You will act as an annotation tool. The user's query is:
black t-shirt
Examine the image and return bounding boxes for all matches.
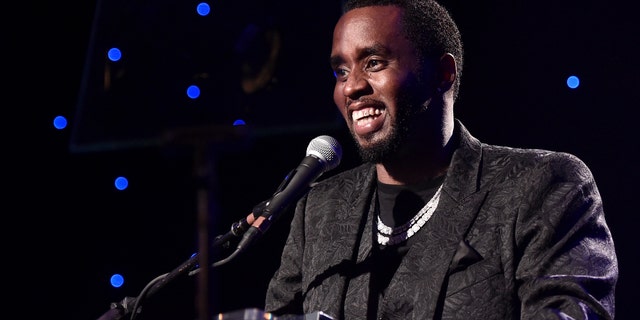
[370,175,445,311]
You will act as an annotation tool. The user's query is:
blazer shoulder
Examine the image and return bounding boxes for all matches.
[482,144,595,183]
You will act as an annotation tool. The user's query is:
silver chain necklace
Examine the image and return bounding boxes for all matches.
[376,184,443,246]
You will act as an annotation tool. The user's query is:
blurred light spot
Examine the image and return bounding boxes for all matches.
[107,48,122,62]
[233,119,246,126]
[191,252,199,268]
[187,85,200,99]
[196,3,211,16]
[115,176,129,190]
[566,75,580,89]
[110,274,124,288]
[53,115,68,130]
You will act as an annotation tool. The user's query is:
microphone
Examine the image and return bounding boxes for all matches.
[235,135,342,252]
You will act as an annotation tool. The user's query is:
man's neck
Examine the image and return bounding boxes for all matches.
[376,159,449,185]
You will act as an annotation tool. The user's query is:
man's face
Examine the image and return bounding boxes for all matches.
[330,5,433,162]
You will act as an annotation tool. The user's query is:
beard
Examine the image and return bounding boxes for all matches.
[353,98,422,163]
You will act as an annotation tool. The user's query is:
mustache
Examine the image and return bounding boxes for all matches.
[346,98,386,110]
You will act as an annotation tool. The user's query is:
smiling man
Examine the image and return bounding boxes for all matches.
[264,1,618,319]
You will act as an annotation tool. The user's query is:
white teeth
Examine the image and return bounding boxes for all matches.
[352,108,381,121]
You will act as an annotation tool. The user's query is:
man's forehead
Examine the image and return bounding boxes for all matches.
[334,6,406,47]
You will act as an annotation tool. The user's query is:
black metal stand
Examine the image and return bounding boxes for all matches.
[95,216,256,320]
[95,125,253,320]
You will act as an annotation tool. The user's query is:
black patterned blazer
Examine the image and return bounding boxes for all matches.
[264,120,618,320]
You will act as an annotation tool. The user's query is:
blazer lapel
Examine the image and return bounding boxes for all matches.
[382,119,488,318]
[314,164,378,318]
[389,189,488,318]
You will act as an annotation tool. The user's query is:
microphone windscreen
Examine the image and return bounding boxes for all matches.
[306,135,342,171]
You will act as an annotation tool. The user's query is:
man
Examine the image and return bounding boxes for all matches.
[264,0,618,319]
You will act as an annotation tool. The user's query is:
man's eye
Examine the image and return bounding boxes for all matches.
[333,68,348,80]
[366,60,383,70]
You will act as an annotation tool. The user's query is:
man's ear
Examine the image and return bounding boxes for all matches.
[437,53,456,93]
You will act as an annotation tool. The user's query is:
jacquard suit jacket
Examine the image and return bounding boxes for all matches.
[264,120,618,320]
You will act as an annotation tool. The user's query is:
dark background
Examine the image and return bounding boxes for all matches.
[11,0,637,319]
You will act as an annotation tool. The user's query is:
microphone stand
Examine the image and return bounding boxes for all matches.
[97,125,257,320]
[95,130,340,320]
[96,212,260,320]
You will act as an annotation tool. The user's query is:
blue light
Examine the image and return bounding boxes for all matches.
[53,115,67,130]
[233,119,246,126]
[187,85,201,99]
[191,252,199,268]
[107,48,122,62]
[566,75,580,89]
[110,274,124,288]
[196,3,211,16]
[114,176,129,190]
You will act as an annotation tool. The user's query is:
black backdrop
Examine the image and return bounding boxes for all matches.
[11,0,638,319]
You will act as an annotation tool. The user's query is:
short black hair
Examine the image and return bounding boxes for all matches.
[342,0,464,100]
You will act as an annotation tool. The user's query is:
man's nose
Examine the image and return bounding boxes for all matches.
[343,70,371,98]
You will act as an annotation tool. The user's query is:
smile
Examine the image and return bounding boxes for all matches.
[352,107,383,125]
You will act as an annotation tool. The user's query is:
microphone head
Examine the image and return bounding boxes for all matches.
[306,135,342,171]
